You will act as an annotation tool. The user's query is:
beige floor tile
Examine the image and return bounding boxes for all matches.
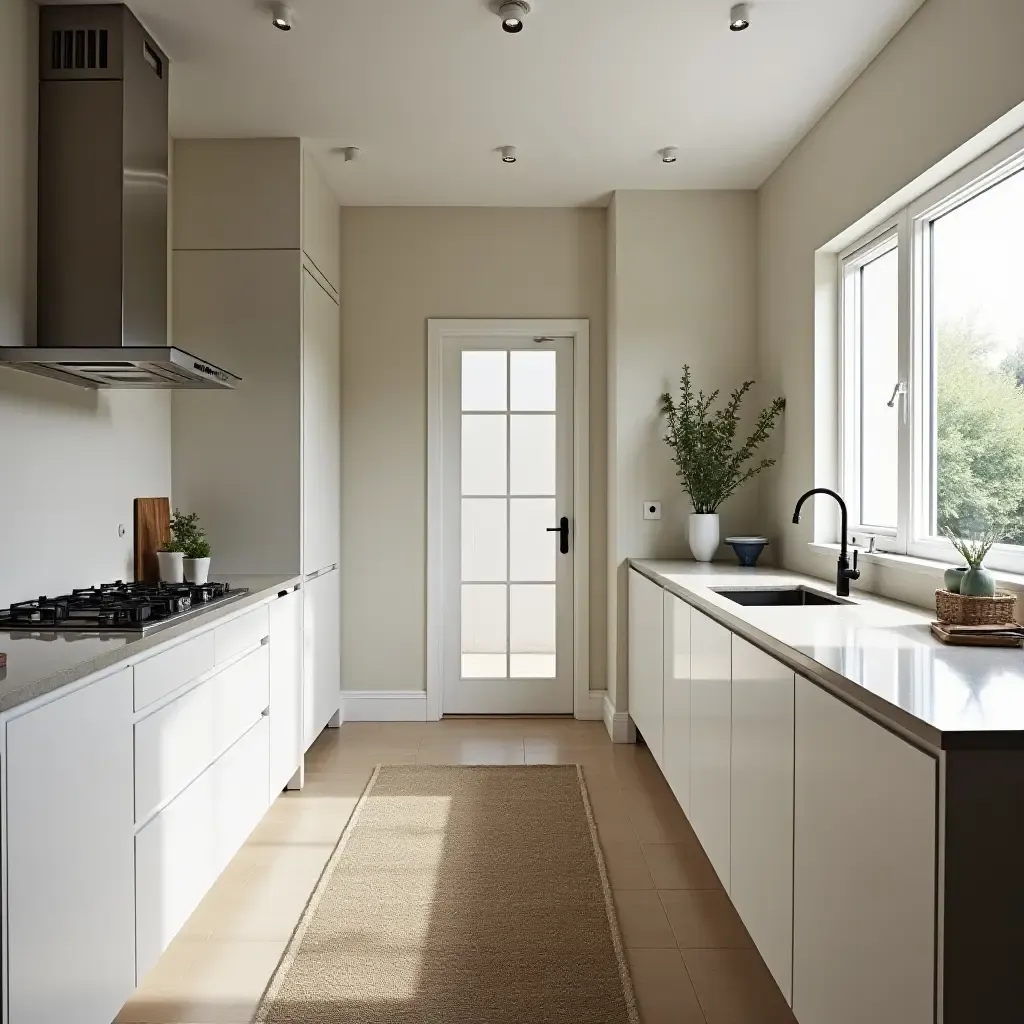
[627,948,707,1024]
[642,839,722,890]
[246,791,355,846]
[660,889,753,949]
[682,949,796,1024]
[621,785,695,842]
[601,839,656,890]
[417,738,526,764]
[587,786,639,844]
[613,889,678,949]
[117,939,203,1022]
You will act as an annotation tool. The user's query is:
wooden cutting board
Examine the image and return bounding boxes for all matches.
[931,623,1024,648]
[134,497,170,582]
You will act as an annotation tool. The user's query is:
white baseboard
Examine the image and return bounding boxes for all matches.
[576,688,607,721]
[340,690,428,722]
[603,693,635,743]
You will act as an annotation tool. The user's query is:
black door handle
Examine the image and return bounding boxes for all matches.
[546,516,570,555]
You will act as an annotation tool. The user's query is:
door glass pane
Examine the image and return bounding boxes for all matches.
[932,168,1024,544]
[509,498,556,582]
[461,584,506,678]
[462,499,506,582]
[510,351,556,411]
[510,414,556,495]
[462,415,506,495]
[462,351,507,411]
[858,248,899,529]
[510,584,556,678]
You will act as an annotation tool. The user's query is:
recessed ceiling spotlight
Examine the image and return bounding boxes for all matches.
[660,146,678,164]
[500,145,517,164]
[498,1,530,34]
[729,3,750,31]
[270,2,294,31]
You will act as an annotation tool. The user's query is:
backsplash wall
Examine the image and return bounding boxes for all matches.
[0,0,171,608]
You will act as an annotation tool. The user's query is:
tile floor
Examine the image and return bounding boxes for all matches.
[118,718,797,1024]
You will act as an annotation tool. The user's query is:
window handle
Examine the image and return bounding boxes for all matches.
[886,380,908,423]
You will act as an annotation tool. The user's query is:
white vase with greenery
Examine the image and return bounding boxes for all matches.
[661,366,786,563]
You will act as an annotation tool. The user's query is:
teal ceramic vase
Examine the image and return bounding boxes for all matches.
[943,567,968,593]
[961,566,996,597]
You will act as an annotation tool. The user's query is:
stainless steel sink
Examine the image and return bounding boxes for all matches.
[711,586,851,607]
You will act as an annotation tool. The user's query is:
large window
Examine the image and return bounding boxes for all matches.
[840,128,1024,572]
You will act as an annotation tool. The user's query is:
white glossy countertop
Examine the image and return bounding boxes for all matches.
[631,560,1024,752]
[0,574,301,714]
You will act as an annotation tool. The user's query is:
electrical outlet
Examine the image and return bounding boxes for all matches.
[643,501,662,520]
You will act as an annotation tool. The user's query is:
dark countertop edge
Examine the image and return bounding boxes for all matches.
[628,559,967,756]
[0,574,302,716]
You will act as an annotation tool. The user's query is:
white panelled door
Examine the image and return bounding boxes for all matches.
[440,334,574,714]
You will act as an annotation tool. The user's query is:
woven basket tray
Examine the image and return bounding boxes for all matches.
[935,589,1017,626]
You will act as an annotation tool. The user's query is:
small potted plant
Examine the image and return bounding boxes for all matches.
[156,534,185,583]
[944,527,1000,597]
[661,366,785,562]
[184,530,212,585]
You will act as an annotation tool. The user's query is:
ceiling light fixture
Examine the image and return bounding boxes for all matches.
[270,2,293,31]
[660,146,678,164]
[500,145,517,164]
[729,3,750,31]
[498,1,530,34]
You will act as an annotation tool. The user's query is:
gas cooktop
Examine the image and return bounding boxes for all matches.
[0,580,249,636]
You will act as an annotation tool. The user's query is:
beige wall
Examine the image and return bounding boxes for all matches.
[0,0,171,607]
[758,0,1024,606]
[338,207,607,693]
[607,191,759,709]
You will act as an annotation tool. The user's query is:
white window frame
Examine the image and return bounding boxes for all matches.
[839,123,1024,573]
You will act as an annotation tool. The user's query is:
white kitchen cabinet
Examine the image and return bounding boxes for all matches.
[270,588,304,794]
[302,147,341,292]
[792,676,936,1024]
[302,266,342,574]
[304,567,341,747]
[688,608,732,889]
[730,637,794,1002]
[7,669,135,1024]
[662,591,691,812]
[628,569,664,764]
[136,717,270,980]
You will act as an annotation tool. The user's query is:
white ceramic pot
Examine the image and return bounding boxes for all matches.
[183,557,211,585]
[688,513,721,562]
[157,550,184,583]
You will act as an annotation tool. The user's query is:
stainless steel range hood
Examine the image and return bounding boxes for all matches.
[0,4,239,390]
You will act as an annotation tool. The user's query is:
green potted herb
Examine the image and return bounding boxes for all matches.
[157,510,203,584]
[944,527,1000,597]
[661,366,785,562]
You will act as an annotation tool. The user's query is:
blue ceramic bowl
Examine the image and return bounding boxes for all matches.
[725,536,769,567]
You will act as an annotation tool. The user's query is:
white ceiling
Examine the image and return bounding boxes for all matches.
[107,0,923,205]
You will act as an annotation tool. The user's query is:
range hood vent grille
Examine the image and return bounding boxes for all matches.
[50,28,108,71]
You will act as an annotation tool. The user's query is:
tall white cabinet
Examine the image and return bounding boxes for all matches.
[662,591,691,812]
[627,570,664,763]
[172,138,342,745]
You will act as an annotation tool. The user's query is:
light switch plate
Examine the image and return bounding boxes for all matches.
[643,501,662,520]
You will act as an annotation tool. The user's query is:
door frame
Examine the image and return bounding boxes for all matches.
[426,318,590,721]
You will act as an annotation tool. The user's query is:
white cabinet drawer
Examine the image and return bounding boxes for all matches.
[134,631,216,711]
[135,645,270,824]
[215,605,269,664]
[135,716,270,981]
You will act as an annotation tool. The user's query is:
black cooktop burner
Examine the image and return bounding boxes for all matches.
[0,580,248,634]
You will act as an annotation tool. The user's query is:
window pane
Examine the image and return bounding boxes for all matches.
[461,584,506,678]
[510,414,556,495]
[461,499,506,582]
[462,415,506,495]
[510,584,556,678]
[462,351,507,411]
[510,351,556,411]
[858,248,899,529]
[932,168,1024,544]
[509,498,556,581]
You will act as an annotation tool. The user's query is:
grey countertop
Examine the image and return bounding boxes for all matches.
[0,573,302,715]
[631,560,1024,753]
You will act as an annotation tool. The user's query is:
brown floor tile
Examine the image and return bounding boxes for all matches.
[683,948,796,1024]
[627,948,707,1024]
[642,839,722,890]
[660,889,753,949]
[601,839,656,890]
[417,738,526,764]
[613,889,678,949]
[587,786,639,843]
